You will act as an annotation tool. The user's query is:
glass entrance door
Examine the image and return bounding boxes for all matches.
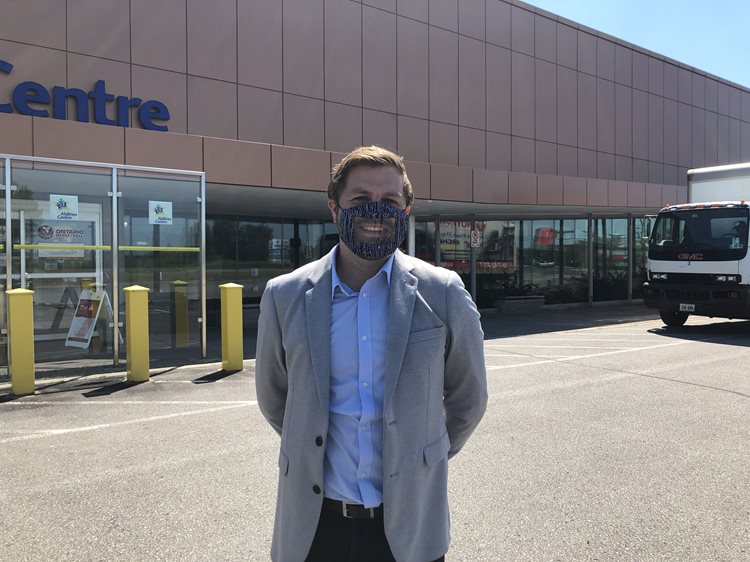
[0,155,205,371]
[117,171,202,362]
[8,161,114,366]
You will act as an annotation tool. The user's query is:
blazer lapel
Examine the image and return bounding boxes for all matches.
[384,251,417,406]
[305,252,333,412]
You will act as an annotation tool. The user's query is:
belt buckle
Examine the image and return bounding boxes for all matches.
[341,502,375,519]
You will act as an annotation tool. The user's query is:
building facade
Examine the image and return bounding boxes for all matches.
[1,0,750,367]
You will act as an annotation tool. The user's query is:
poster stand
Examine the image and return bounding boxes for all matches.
[65,290,119,348]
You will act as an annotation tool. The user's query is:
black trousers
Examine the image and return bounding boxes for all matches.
[305,505,446,562]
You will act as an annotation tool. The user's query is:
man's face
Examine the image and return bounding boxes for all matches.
[328,165,409,246]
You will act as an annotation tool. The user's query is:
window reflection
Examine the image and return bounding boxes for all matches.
[205,217,337,306]
[437,218,590,308]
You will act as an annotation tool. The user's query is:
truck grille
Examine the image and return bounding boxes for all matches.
[654,273,741,283]
[666,288,710,300]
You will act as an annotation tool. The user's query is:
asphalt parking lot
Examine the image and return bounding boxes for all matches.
[1,305,748,561]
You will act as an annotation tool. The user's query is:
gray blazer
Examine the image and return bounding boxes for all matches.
[255,249,488,562]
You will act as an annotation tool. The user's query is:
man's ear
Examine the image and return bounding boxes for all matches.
[405,206,411,216]
[327,199,338,222]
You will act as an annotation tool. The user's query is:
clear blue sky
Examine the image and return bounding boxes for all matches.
[525,0,750,88]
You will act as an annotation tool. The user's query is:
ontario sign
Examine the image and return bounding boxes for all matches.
[0,59,170,131]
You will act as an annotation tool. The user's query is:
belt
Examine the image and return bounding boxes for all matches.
[322,497,383,520]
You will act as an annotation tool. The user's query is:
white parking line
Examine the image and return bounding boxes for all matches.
[0,402,257,444]
[484,352,582,359]
[2,400,255,406]
[153,380,252,384]
[488,345,626,349]
[487,339,691,370]
[489,373,630,400]
[491,337,659,342]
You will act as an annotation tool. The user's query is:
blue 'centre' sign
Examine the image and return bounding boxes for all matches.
[0,59,170,131]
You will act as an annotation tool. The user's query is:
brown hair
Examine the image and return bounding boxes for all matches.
[328,146,414,207]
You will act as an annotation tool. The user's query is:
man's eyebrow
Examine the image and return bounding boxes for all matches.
[346,187,404,199]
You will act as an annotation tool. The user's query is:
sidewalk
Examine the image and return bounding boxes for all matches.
[0,302,659,393]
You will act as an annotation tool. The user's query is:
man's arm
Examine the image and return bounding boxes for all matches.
[443,271,488,458]
[255,281,288,436]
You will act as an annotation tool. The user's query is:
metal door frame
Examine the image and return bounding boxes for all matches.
[2,154,206,364]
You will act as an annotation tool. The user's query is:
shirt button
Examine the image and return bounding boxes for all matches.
[361,335,367,341]
[363,382,369,388]
[360,472,366,478]
[315,436,323,446]
[362,292,368,298]
[312,485,321,494]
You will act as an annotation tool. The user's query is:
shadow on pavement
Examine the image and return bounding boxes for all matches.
[480,303,659,339]
[647,319,750,347]
[81,380,148,398]
[192,369,241,384]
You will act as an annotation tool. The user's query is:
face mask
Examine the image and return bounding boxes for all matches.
[336,201,408,260]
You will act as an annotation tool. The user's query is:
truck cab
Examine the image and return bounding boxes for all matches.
[643,162,750,326]
[644,201,750,326]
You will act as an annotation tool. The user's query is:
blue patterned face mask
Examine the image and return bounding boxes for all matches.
[336,201,409,260]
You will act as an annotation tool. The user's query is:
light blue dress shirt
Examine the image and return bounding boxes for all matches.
[325,245,394,508]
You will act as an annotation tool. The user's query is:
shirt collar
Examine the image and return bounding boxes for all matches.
[331,244,395,300]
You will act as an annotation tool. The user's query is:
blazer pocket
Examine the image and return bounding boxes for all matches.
[407,326,446,346]
[278,449,289,476]
[423,430,451,467]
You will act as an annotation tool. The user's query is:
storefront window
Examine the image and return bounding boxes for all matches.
[476,220,518,308]
[439,217,593,307]
[206,217,238,301]
[593,218,629,301]
[414,220,436,264]
[235,219,290,303]
[556,218,589,304]
[522,219,558,291]
[439,219,473,274]
[299,221,339,263]
[205,217,336,306]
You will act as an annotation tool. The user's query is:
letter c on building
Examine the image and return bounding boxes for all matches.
[0,60,14,113]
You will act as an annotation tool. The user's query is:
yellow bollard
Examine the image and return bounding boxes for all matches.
[124,285,150,382]
[172,280,189,348]
[7,289,35,396]
[220,283,244,371]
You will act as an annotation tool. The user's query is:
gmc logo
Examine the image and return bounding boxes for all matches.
[678,253,703,260]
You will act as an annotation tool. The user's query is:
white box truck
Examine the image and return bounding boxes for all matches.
[644,162,750,326]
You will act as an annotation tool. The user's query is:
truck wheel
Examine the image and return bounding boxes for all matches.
[659,310,689,327]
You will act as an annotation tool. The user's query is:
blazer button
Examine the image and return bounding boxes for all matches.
[312,485,321,495]
[315,436,323,446]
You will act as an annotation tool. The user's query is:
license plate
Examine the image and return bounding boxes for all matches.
[679,303,695,312]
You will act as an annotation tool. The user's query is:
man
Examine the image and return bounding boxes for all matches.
[256,146,487,562]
